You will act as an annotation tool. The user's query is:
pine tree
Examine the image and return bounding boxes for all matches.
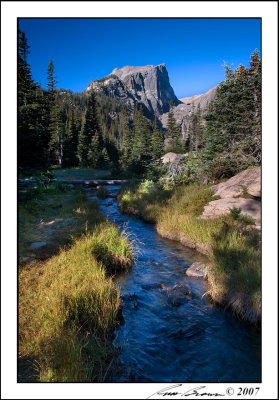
[120,111,133,169]
[131,107,151,172]
[18,30,48,167]
[202,52,262,179]
[99,147,112,169]
[151,120,164,160]
[18,30,34,106]
[47,59,57,95]
[63,109,78,167]
[189,104,202,152]
[166,106,183,153]
[48,100,65,165]
[77,90,102,167]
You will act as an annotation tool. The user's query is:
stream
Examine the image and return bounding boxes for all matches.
[89,185,261,383]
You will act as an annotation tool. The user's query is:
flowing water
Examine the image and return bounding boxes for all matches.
[89,185,261,383]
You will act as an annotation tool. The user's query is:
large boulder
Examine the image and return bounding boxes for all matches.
[159,152,188,180]
[160,152,185,164]
[212,167,261,199]
[201,167,261,227]
[201,198,261,225]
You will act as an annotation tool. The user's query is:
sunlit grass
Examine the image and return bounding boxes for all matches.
[19,224,133,382]
[19,179,134,381]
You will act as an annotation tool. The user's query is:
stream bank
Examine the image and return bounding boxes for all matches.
[91,185,261,383]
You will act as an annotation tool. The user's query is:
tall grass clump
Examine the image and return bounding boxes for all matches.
[96,186,109,199]
[208,217,261,323]
[118,180,172,222]
[19,224,134,382]
[90,223,134,272]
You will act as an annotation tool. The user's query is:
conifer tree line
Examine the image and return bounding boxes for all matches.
[18,29,261,180]
[18,30,165,173]
[165,50,262,180]
[200,50,261,179]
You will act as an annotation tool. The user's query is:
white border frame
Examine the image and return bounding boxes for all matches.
[1,2,278,399]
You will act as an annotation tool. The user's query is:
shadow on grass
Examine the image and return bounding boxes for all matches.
[209,220,261,323]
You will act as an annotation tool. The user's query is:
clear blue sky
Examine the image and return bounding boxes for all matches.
[19,18,261,98]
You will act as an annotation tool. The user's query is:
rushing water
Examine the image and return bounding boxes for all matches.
[89,185,261,383]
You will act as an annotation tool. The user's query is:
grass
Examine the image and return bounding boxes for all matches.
[19,179,134,381]
[209,221,261,323]
[18,182,103,263]
[96,186,109,199]
[119,181,261,323]
[19,226,133,382]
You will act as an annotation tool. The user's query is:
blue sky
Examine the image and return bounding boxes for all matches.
[19,18,261,98]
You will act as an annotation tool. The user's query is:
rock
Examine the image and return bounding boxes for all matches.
[166,284,192,306]
[141,283,163,290]
[186,262,207,278]
[160,152,185,164]
[30,241,48,249]
[200,168,261,226]
[86,64,180,117]
[201,197,261,225]
[212,167,261,199]
[159,152,188,179]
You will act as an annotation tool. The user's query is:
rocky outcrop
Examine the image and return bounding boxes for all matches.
[159,152,188,179]
[201,198,261,226]
[159,86,217,138]
[212,167,261,198]
[160,152,186,164]
[86,64,180,117]
[201,167,261,227]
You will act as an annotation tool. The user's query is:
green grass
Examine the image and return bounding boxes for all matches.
[19,179,134,381]
[19,226,133,382]
[209,221,261,323]
[18,182,103,263]
[119,181,261,323]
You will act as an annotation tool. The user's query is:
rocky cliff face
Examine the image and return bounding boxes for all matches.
[86,64,180,117]
[159,86,217,138]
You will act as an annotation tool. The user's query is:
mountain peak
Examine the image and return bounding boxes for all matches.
[87,63,179,116]
[111,64,166,80]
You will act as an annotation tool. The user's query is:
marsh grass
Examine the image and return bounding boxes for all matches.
[208,220,261,323]
[19,179,134,381]
[19,224,133,382]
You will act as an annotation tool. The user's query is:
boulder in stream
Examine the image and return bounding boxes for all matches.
[163,284,192,306]
[186,262,208,279]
